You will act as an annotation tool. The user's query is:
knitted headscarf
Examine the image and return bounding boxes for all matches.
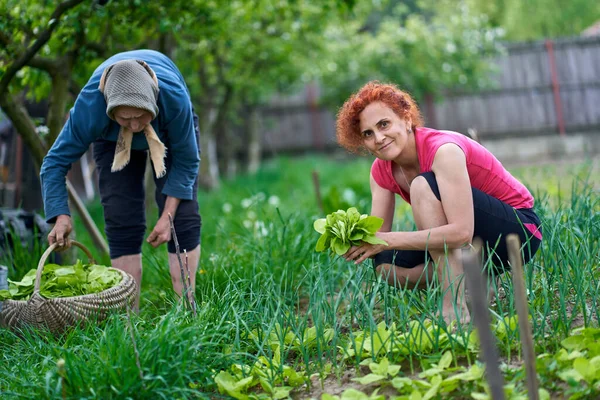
[99,59,167,178]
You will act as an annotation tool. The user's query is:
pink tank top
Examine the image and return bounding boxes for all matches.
[371,127,535,209]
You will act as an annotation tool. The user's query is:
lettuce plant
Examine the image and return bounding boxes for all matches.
[0,260,122,300]
[313,207,388,256]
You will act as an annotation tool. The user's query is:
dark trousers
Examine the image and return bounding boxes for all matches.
[373,171,542,275]
[92,128,201,259]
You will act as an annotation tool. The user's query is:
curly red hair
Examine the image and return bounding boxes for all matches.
[336,81,424,153]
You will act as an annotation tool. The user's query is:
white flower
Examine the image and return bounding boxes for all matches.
[445,42,457,54]
[342,188,357,204]
[246,210,257,220]
[255,220,268,237]
[256,192,266,202]
[268,195,280,207]
[209,253,219,263]
[36,125,49,135]
[222,203,232,213]
[243,220,253,229]
[241,198,253,209]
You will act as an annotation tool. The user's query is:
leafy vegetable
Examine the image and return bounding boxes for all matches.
[0,260,122,301]
[313,207,388,256]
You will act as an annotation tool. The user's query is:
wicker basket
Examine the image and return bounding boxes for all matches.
[0,241,136,335]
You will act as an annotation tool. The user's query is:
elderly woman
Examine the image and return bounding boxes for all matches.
[336,81,542,323]
[40,50,201,307]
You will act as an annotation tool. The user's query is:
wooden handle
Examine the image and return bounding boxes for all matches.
[507,234,539,400]
[34,241,95,293]
[463,238,506,400]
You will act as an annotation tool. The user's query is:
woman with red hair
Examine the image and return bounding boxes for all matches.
[338,81,542,324]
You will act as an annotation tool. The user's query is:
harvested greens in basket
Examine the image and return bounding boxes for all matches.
[313,207,388,256]
[0,260,122,301]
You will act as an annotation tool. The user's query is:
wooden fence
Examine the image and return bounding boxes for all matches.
[259,35,600,152]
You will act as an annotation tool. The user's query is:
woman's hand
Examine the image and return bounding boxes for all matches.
[147,196,181,248]
[48,215,73,248]
[146,215,172,248]
[344,232,389,264]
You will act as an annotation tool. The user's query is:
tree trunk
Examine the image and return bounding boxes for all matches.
[46,70,71,144]
[0,94,46,168]
[214,85,234,179]
[199,129,220,190]
[0,93,109,258]
[197,107,220,190]
[246,107,261,174]
[158,32,174,59]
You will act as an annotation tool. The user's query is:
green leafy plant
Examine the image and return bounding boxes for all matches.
[314,207,388,256]
[0,260,121,300]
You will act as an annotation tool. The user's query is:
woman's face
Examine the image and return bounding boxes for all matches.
[113,106,153,132]
[358,101,411,160]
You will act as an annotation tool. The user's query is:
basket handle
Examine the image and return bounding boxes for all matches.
[34,241,96,293]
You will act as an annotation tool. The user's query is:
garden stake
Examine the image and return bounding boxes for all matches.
[312,170,324,213]
[126,305,146,390]
[168,213,196,316]
[463,239,506,400]
[184,248,197,316]
[507,234,539,400]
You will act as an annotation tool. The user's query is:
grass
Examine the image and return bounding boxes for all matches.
[0,154,599,399]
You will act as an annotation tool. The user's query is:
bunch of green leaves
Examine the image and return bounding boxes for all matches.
[0,260,121,300]
[314,207,388,256]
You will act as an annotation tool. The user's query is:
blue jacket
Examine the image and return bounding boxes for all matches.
[40,50,200,223]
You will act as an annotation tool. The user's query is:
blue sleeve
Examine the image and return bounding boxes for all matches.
[40,89,108,223]
[160,90,199,200]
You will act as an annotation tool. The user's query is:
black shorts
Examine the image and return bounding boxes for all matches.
[93,115,202,258]
[373,171,542,275]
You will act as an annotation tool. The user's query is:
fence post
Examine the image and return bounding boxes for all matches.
[545,39,566,137]
[424,93,438,129]
[306,82,324,150]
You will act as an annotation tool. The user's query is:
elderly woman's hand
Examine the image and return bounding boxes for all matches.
[146,215,172,248]
[48,215,73,249]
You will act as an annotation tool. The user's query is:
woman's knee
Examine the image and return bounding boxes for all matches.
[410,172,448,229]
[410,172,441,203]
[106,224,146,258]
[167,212,201,253]
[103,204,146,258]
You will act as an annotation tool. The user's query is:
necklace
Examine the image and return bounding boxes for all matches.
[399,166,411,189]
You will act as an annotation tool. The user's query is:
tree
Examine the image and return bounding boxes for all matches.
[172,0,353,186]
[465,0,600,41]
[311,1,504,107]
[0,0,191,254]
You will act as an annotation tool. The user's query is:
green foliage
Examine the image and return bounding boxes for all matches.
[321,184,372,216]
[1,0,505,181]
[464,0,600,40]
[176,0,344,107]
[313,0,504,106]
[0,260,120,300]
[0,228,46,281]
[1,156,599,399]
[0,0,192,101]
[314,207,388,256]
